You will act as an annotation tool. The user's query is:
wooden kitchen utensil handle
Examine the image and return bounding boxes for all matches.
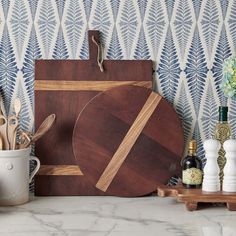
[21,114,56,149]
[0,115,9,150]
[32,114,56,143]
[8,116,18,150]
[95,92,162,191]
[12,98,21,150]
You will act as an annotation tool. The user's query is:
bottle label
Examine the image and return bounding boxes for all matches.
[182,168,202,185]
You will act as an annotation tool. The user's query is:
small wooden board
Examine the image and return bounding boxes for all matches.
[73,85,184,197]
[157,185,236,211]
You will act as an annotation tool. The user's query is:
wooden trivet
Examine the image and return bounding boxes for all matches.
[157,185,236,211]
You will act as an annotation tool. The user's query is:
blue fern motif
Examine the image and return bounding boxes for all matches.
[92,0,111,45]
[17,84,31,132]
[192,122,206,165]
[212,25,231,105]
[220,0,229,19]
[37,0,56,58]
[158,28,180,104]
[229,99,236,134]
[52,26,69,59]
[107,26,123,59]
[134,26,150,60]
[119,0,138,57]
[1,0,9,18]
[56,0,65,21]
[28,0,39,20]
[167,175,181,186]
[83,0,93,21]
[0,28,18,115]
[65,0,84,58]
[165,0,175,20]
[110,0,120,21]
[200,0,220,59]
[10,0,29,59]
[228,1,236,52]
[192,0,202,19]
[201,82,218,139]
[176,82,193,145]
[174,0,193,59]
[185,28,207,115]
[137,0,147,20]
[146,0,165,58]
[79,33,89,59]
[22,26,42,107]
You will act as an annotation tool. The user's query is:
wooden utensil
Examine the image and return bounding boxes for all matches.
[18,130,32,149]
[72,85,184,197]
[0,98,5,125]
[21,114,56,149]
[34,30,153,196]
[32,114,56,143]
[14,98,21,116]
[8,98,21,150]
[0,115,9,150]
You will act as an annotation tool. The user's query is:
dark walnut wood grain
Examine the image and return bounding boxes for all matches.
[34,176,107,196]
[35,30,153,196]
[73,85,184,197]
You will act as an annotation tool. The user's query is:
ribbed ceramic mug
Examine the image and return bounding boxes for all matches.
[0,148,40,205]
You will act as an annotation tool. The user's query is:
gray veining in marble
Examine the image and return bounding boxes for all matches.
[0,196,236,236]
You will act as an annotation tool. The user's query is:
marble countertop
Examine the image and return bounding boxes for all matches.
[0,196,235,236]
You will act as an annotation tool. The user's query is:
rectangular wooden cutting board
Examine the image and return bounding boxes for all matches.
[35,30,153,196]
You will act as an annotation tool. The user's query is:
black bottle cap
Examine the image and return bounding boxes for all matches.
[219,106,228,122]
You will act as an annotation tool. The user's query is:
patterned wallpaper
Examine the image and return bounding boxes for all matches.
[0,0,236,163]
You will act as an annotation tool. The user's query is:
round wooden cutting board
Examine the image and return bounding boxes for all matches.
[72,85,184,197]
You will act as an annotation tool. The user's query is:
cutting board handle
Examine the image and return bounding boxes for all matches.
[88,30,100,62]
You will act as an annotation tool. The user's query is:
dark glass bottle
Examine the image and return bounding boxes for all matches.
[182,140,203,189]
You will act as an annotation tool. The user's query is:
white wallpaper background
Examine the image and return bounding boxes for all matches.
[0,0,236,170]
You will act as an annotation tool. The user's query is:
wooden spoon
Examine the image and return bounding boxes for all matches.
[14,98,21,117]
[32,114,56,142]
[8,98,21,150]
[22,114,56,148]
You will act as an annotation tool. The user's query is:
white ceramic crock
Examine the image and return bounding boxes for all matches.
[0,148,40,205]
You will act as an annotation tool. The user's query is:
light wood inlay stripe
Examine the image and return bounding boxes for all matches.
[35,80,152,91]
[95,92,162,192]
[37,165,83,176]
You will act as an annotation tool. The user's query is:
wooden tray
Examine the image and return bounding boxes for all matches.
[157,185,236,211]
[73,85,184,197]
[34,30,153,196]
